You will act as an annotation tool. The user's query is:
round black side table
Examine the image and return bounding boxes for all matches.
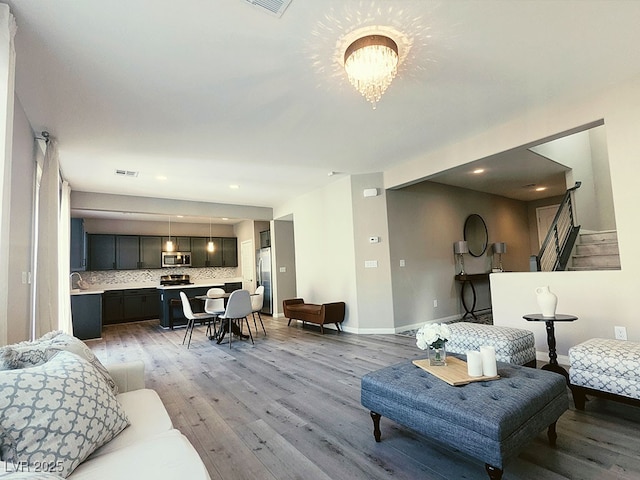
[523,313,578,382]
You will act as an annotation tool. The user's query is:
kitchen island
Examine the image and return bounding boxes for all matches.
[157,281,243,329]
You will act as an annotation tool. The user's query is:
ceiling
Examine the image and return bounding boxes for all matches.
[7,1,640,216]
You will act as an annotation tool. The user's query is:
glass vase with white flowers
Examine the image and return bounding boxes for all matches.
[416,323,451,366]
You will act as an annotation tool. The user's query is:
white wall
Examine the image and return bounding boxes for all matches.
[274,176,359,329]
[386,77,640,361]
[531,125,614,232]
[83,218,235,237]
[71,191,273,221]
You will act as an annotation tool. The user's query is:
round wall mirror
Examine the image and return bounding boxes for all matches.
[464,214,488,257]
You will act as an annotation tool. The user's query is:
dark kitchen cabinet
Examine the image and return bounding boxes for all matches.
[139,236,162,269]
[222,237,238,266]
[207,238,223,266]
[190,237,208,267]
[89,235,117,270]
[102,290,124,325]
[123,288,160,321]
[88,233,237,271]
[104,288,160,324]
[70,218,87,271]
[71,293,102,340]
[161,236,191,252]
[116,236,140,270]
[192,237,234,267]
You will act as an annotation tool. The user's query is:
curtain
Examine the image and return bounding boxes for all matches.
[0,6,16,346]
[34,139,60,337]
[58,180,72,334]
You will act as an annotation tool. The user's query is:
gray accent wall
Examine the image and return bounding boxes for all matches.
[271,219,296,317]
[387,181,530,329]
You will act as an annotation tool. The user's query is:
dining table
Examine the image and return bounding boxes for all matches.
[194,293,255,343]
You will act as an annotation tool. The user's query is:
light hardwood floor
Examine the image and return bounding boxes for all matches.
[88,317,640,480]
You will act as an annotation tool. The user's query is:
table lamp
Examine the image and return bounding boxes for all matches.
[453,241,469,275]
[493,242,506,271]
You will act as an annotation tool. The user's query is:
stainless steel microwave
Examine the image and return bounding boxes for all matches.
[162,252,191,267]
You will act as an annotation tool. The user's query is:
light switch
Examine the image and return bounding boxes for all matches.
[279,266,286,273]
[399,259,405,267]
[365,260,378,268]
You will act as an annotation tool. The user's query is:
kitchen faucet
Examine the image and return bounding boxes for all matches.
[70,271,83,289]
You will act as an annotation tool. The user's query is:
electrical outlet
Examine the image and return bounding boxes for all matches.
[614,326,627,340]
[433,299,438,308]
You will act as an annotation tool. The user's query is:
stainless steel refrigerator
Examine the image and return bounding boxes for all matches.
[257,247,273,315]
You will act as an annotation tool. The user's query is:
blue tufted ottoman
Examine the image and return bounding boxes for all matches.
[361,357,568,480]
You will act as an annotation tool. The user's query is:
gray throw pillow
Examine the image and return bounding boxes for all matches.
[0,351,130,478]
[0,331,118,394]
[0,473,65,479]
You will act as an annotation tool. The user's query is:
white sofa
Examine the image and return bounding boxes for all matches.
[0,332,210,480]
[67,360,210,480]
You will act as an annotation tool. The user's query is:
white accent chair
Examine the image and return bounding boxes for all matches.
[179,291,217,349]
[204,288,226,339]
[251,285,266,335]
[217,289,253,348]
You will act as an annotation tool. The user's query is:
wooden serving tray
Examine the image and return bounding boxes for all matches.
[412,356,500,386]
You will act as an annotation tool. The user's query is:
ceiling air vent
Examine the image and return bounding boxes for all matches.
[115,169,139,177]
[243,0,291,18]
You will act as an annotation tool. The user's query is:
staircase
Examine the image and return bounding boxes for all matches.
[569,230,620,271]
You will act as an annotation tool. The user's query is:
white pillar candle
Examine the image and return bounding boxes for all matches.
[466,351,483,377]
[480,346,498,377]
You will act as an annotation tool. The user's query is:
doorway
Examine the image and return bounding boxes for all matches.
[240,239,254,292]
[536,204,560,248]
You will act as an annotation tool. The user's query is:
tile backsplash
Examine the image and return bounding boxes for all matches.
[81,267,239,287]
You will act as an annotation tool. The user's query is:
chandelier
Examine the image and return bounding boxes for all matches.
[344,35,398,109]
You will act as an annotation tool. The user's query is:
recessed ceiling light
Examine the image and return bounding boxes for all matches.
[156,175,167,181]
[176,215,184,218]
[472,168,485,174]
[535,187,547,192]
[222,217,229,221]
[229,184,239,189]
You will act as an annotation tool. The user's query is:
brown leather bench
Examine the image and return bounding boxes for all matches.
[283,298,345,334]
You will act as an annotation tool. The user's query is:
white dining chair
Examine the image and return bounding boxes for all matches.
[217,289,253,348]
[179,291,218,348]
[204,288,226,339]
[251,285,266,335]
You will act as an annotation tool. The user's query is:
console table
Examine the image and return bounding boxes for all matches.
[523,313,578,382]
[455,273,491,320]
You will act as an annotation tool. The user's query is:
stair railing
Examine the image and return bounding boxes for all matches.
[535,182,582,272]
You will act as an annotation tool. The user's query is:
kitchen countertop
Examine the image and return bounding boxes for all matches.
[70,278,242,295]
[70,289,104,296]
[157,282,226,290]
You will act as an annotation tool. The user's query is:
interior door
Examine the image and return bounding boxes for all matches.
[536,204,560,248]
[241,239,254,292]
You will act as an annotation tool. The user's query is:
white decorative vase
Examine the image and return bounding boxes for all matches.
[536,286,558,318]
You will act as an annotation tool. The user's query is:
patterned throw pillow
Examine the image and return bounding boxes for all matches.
[0,351,130,478]
[0,331,118,394]
[0,473,65,479]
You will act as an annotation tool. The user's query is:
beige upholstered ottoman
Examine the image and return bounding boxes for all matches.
[446,322,537,367]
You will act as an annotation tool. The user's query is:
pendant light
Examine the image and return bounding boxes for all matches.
[165,216,174,252]
[207,217,214,252]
